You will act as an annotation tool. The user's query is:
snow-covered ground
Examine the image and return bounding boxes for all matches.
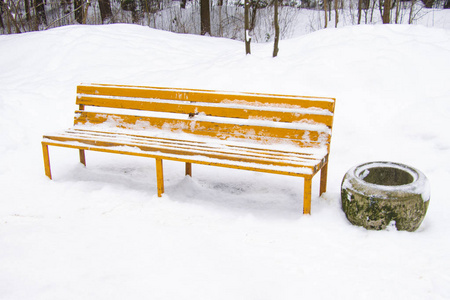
[1,23,450,299]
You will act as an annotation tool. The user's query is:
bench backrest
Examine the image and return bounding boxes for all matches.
[75,84,335,150]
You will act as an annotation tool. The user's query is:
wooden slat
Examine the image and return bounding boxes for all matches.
[89,83,335,102]
[68,128,327,175]
[77,84,335,112]
[76,95,334,127]
[43,133,319,169]
[69,128,323,163]
[42,140,317,176]
[73,111,331,148]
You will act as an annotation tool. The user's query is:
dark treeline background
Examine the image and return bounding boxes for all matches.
[1,0,450,38]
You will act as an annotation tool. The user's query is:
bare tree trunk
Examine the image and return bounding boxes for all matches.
[324,0,328,28]
[378,0,383,20]
[273,0,279,57]
[328,0,331,22]
[24,0,31,23]
[0,0,7,31]
[358,0,362,24]
[334,0,338,27]
[444,0,450,8]
[74,0,84,23]
[6,1,11,33]
[244,0,251,54]
[200,0,210,35]
[409,0,416,23]
[382,0,391,24]
[395,0,400,23]
[249,0,259,32]
[98,0,112,23]
[217,0,223,36]
[82,0,89,24]
[35,0,48,26]
[3,0,21,32]
[370,0,376,22]
[0,0,4,29]
[421,0,434,8]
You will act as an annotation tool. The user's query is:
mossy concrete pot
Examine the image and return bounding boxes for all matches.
[341,162,430,232]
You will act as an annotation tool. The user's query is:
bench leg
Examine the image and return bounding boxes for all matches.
[42,143,52,179]
[185,162,192,177]
[320,162,328,196]
[303,177,312,215]
[156,158,164,197]
[79,149,86,166]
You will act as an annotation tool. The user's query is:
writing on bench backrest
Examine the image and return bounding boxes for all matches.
[75,84,335,149]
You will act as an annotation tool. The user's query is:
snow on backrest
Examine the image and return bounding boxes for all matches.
[74,83,335,149]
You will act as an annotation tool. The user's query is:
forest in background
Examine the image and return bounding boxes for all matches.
[1,0,450,40]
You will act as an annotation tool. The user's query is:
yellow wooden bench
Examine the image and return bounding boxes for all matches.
[42,83,335,214]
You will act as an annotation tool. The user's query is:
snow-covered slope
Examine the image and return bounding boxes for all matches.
[1,24,450,299]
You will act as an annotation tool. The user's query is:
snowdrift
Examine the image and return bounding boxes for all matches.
[1,24,450,299]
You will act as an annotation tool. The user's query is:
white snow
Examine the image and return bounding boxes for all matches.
[1,22,450,299]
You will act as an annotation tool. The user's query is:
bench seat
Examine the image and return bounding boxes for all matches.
[44,127,328,176]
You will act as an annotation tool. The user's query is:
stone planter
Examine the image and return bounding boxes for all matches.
[341,161,430,231]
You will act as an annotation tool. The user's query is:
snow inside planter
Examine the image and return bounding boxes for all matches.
[341,161,430,232]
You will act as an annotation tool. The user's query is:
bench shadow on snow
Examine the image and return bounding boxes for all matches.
[58,156,309,219]
[170,174,304,219]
